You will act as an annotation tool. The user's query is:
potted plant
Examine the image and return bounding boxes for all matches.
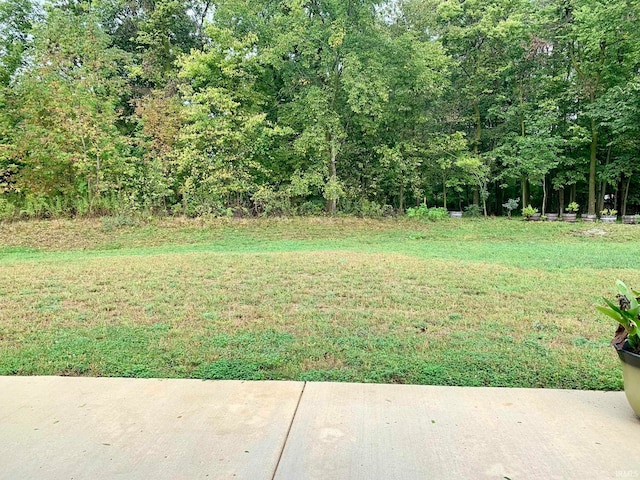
[600,208,618,223]
[522,205,540,221]
[596,280,640,417]
[622,214,637,225]
[562,202,579,222]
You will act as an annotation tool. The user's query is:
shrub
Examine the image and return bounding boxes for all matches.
[502,198,520,218]
[522,205,538,218]
[406,205,448,221]
[297,200,324,216]
[463,204,482,217]
[252,186,292,216]
[566,202,579,213]
[381,204,395,217]
[20,195,49,218]
[0,197,17,221]
[358,199,384,218]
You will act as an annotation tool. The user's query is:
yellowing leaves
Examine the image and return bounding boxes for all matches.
[328,25,345,49]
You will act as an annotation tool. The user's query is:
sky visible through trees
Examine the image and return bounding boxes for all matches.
[0,0,638,218]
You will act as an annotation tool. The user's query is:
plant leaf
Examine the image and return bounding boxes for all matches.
[602,297,624,315]
[616,280,639,313]
[596,305,625,325]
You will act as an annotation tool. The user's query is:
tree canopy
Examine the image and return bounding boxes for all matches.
[1,0,639,218]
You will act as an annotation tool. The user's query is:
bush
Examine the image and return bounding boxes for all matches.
[406,205,448,221]
[358,199,383,217]
[252,187,292,217]
[502,198,520,218]
[463,204,482,217]
[521,205,538,218]
[20,195,49,218]
[0,197,17,221]
[566,202,579,213]
[382,204,395,217]
[297,200,325,216]
[336,198,394,218]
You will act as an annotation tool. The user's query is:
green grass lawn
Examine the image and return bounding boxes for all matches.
[1,216,639,389]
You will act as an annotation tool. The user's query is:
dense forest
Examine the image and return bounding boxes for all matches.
[0,0,638,218]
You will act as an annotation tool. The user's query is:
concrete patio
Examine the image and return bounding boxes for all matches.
[1,376,639,479]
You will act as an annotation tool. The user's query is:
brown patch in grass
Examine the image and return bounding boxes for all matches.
[300,354,345,371]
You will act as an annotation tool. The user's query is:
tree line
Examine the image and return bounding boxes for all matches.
[0,0,638,219]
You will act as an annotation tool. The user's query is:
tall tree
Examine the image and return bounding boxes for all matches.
[175,24,287,215]
[559,0,639,214]
[0,0,38,197]
[10,7,131,211]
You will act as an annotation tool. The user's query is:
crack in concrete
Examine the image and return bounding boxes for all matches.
[271,381,306,480]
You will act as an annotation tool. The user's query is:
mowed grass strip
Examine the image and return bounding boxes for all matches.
[3,215,640,254]
[2,217,638,390]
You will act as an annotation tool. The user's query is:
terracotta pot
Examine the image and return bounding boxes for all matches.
[614,343,640,417]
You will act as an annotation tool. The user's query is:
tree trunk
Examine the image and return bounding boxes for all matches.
[521,176,529,207]
[442,172,447,209]
[622,176,631,216]
[95,150,101,205]
[473,100,481,209]
[570,184,576,204]
[327,136,338,214]
[481,182,487,216]
[399,183,404,212]
[473,100,481,155]
[597,181,606,214]
[495,180,502,215]
[559,187,565,214]
[588,119,598,215]
[87,178,92,213]
[541,176,547,215]
[598,146,611,214]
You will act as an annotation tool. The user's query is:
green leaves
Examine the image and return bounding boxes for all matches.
[597,280,640,352]
[8,8,132,208]
[616,280,640,316]
[1,0,640,218]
